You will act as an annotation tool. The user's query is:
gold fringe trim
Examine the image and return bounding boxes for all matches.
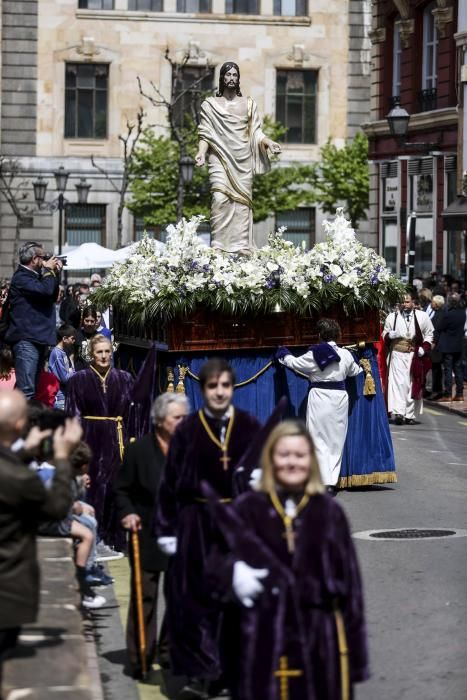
[187,361,273,388]
[337,471,398,489]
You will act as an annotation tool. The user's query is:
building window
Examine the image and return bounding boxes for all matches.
[78,0,114,8]
[65,204,106,247]
[65,63,108,139]
[273,0,307,15]
[177,0,211,10]
[422,3,438,90]
[276,70,317,144]
[225,0,258,13]
[392,21,402,99]
[276,208,315,248]
[128,0,162,9]
[382,220,398,273]
[172,65,215,128]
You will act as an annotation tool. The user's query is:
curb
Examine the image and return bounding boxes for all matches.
[425,399,467,418]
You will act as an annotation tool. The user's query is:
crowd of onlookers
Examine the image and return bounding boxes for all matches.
[408,272,467,400]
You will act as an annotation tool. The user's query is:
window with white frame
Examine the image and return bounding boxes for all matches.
[422,2,438,90]
[176,0,211,10]
[273,0,307,15]
[225,0,258,13]
[392,20,401,98]
[65,205,106,247]
[275,208,315,248]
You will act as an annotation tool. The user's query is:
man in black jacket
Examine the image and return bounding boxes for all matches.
[436,293,466,402]
[114,392,189,679]
[5,241,62,399]
[0,390,82,692]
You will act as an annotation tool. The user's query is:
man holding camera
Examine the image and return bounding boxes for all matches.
[5,242,63,399]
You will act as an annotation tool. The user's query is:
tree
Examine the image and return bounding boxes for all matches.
[308,132,369,229]
[0,157,33,271]
[90,107,145,248]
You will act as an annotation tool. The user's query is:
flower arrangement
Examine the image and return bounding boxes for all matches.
[94,209,405,322]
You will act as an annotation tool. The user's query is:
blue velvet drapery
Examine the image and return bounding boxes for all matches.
[155,345,396,488]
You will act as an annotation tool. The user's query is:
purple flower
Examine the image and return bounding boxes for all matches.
[324,274,336,283]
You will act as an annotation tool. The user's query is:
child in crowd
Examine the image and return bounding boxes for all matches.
[0,346,15,391]
[48,324,77,409]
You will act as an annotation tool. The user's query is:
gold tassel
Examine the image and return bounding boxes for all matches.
[175,365,188,394]
[359,358,376,396]
[166,367,175,393]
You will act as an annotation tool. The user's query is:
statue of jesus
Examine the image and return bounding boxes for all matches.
[195,61,281,254]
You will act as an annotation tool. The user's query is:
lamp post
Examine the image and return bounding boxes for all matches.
[32,166,92,254]
[386,100,442,150]
[176,154,195,221]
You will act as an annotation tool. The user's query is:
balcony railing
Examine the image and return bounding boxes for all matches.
[417,88,437,113]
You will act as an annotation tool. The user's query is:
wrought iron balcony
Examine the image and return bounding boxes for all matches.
[417,88,437,113]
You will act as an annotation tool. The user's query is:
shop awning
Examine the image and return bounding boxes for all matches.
[442,196,467,230]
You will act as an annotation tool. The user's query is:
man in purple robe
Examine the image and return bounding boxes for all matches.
[156,358,261,699]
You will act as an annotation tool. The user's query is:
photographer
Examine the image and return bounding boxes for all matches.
[0,390,82,691]
[5,242,62,399]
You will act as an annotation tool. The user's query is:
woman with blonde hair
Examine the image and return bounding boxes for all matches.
[66,334,134,552]
[210,420,369,700]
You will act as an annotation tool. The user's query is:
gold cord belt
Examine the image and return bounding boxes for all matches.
[83,415,125,460]
[193,497,232,504]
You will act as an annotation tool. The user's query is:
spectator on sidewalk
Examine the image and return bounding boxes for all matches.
[428,295,445,400]
[0,347,15,392]
[436,293,466,402]
[5,242,62,399]
[0,390,82,692]
[48,324,77,410]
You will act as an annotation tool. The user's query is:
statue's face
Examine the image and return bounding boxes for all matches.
[223,66,239,90]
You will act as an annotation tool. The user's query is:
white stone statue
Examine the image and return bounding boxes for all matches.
[195,61,281,254]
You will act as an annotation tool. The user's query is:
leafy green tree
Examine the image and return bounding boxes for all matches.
[308,132,369,229]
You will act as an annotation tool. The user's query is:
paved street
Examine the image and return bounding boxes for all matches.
[96,407,467,700]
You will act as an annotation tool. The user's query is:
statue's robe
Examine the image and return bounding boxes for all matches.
[66,367,134,546]
[156,408,261,680]
[209,490,369,700]
[198,96,270,253]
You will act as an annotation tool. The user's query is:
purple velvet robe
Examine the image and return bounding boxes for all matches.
[210,491,369,700]
[156,408,261,680]
[66,368,134,546]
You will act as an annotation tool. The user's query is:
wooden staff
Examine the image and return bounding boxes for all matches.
[131,530,147,678]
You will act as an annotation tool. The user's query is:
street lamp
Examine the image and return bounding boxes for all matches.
[176,154,195,220]
[32,168,91,254]
[386,99,442,150]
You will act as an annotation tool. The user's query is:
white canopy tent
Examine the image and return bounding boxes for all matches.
[62,240,164,270]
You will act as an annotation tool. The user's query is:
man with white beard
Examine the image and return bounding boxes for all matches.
[383,294,434,425]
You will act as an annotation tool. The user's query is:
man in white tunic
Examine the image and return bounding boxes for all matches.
[195,61,281,254]
[383,294,434,425]
[276,319,362,490]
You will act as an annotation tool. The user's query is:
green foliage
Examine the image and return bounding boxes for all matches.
[309,132,370,229]
[128,126,210,226]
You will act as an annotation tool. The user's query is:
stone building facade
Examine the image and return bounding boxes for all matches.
[364,0,463,283]
[0,0,371,278]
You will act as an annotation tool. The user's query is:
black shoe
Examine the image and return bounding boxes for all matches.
[404,418,416,425]
[180,679,209,700]
[326,486,337,497]
[208,678,231,697]
[393,414,404,425]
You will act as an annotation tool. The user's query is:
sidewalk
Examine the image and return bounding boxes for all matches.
[3,538,103,700]
[425,381,467,418]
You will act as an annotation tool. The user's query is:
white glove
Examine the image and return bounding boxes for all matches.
[417,347,425,357]
[248,468,262,489]
[233,561,269,608]
[157,536,177,556]
[388,330,399,340]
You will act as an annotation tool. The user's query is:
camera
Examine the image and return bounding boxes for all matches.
[43,253,68,266]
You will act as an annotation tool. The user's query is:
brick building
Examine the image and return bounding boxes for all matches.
[0,0,372,279]
[364,0,465,286]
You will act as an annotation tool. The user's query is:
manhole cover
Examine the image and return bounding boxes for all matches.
[370,529,456,539]
[353,528,467,541]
